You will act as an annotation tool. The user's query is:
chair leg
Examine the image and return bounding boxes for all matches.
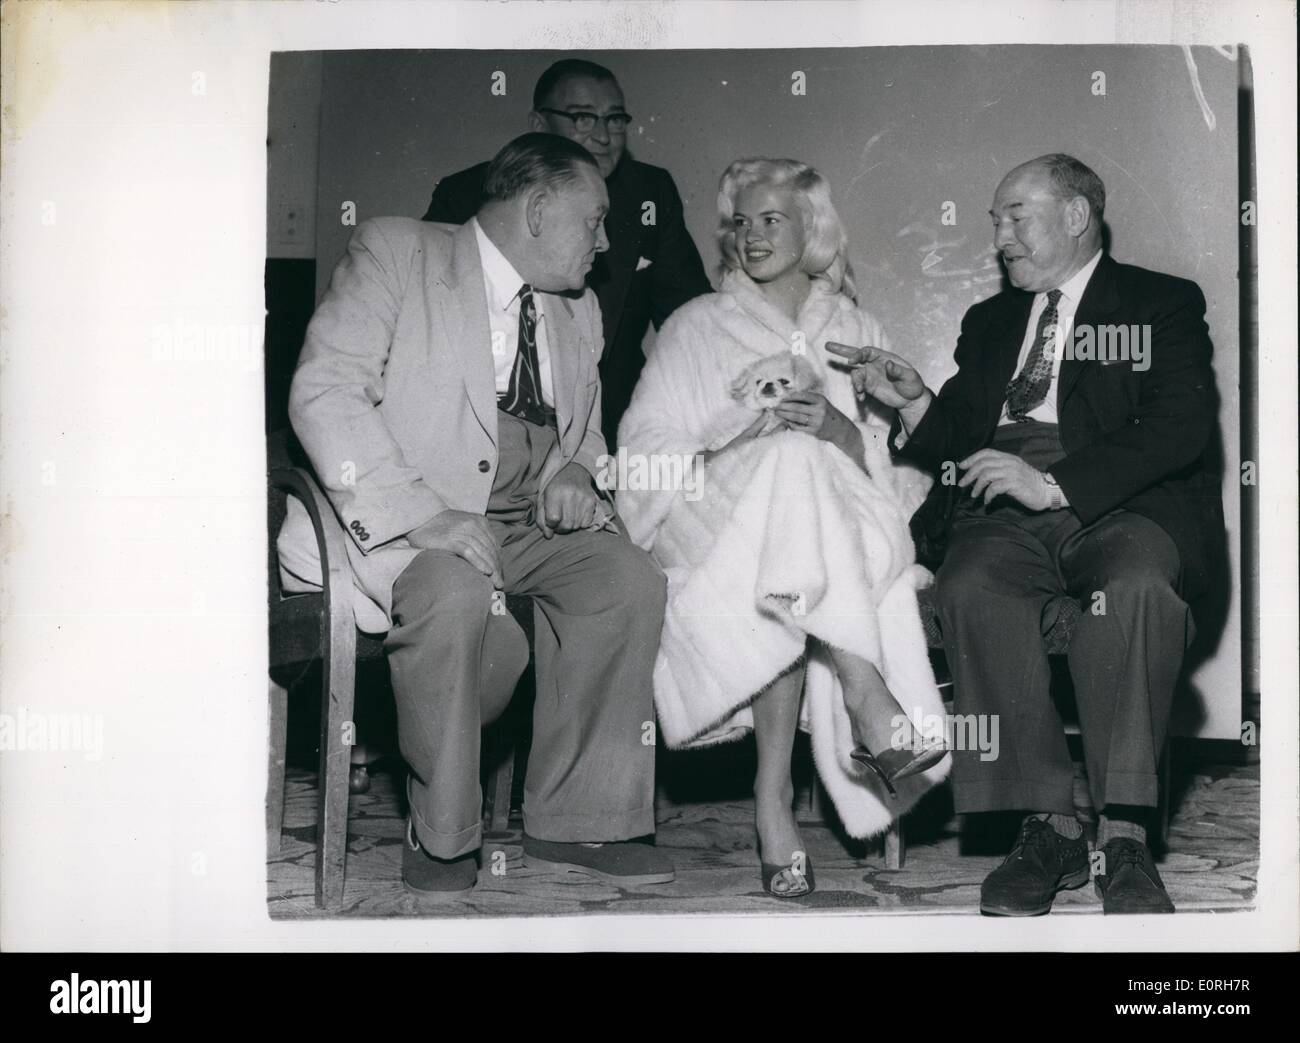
[884,819,905,870]
[485,742,516,834]
[1155,743,1172,849]
[808,778,825,821]
[1072,759,1098,845]
[317,623,357,911]
[267,680,288,857]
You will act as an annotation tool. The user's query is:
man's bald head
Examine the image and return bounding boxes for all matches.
[990,154,1105,291]
[1019,154,1105,223]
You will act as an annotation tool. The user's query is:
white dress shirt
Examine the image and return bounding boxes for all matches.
[997,248,1103,426]
[472,218,555,407]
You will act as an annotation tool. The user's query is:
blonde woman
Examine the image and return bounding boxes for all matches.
[617,159,948,897]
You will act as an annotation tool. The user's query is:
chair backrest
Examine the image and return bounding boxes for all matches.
[268,469,327,673]
[267,430,293,611]
[268,426,533,654]
[268,428,354,671]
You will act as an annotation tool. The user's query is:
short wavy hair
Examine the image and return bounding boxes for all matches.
[716,158,856,300]
[1034,153,1106,221]
[482,132,599,204]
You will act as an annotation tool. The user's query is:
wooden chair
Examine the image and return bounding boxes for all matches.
[266,454,526,910]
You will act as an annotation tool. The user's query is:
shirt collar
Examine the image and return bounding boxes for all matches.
[1052,249,1103,308]
[472,217,530,312]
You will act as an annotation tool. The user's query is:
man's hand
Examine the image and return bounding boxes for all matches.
[957,449,1053,511]
[538,461,599,538]
[408,508,503,586]
[825,342,930,414]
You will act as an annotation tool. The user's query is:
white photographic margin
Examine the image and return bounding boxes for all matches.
[0,0,1294,953]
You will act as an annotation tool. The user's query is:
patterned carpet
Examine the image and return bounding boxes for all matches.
[267,739,1259,919]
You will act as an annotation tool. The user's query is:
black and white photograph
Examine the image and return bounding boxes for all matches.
[1,0,1296,973]
[264,41,1254,918]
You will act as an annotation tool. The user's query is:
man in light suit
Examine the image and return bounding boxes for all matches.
[833,155,1223,916]
[280,133,672,893]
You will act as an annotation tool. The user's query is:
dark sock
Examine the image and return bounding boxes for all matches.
[1098,806,1148,847]
[1029,811,1083,839]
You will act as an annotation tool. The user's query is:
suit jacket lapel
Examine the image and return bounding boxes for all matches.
[439,222,498,446]
[989,290,1034,421]
[541,292,588,443]
[1057,253,1121,408]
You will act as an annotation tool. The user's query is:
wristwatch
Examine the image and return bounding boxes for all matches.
[1041,470,1063,510]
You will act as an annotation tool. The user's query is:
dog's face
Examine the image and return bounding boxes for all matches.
[730,353,822,411]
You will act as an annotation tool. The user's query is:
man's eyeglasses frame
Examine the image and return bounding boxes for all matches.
[537,108,632,135]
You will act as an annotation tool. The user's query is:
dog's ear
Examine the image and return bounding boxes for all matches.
[730,367,754,401]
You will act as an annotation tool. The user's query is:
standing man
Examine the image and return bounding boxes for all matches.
[424,59,712,447]
[280,133,672,894]
[831,154,1223,916]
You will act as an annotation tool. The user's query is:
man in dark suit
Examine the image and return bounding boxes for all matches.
[423,58,712,447]
[831,154,1224,916]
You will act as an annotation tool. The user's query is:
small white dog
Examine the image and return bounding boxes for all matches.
[730,353,823,434]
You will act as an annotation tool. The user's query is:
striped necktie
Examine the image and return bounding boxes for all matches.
[498,284,551,427]
[1004,288,1063,422]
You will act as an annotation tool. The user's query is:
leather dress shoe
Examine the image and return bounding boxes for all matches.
[401,818,478,895]
[522,833,675,885]
[1094,837,1175,914]
[980,816,1090,916]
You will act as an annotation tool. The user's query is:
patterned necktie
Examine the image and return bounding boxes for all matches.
[1004,288,1064,422]
[498,284,551,427]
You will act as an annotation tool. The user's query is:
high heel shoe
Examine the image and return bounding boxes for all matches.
[850,741,947,798]
[760,852,816,898]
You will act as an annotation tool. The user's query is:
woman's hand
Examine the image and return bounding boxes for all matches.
[774,392,867,469]
[772,391,846,440]
[703,412,781,464]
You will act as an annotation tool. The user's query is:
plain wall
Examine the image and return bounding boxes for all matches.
[267,51,322,259]
[291,46,1243,737]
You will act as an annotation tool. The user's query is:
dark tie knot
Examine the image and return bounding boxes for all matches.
[517,284,537,321]
[1046,288,1063,308]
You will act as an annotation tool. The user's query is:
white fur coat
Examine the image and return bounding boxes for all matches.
[616,271,949,838]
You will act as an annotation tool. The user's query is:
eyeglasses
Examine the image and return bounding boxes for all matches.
[537,108,632,135]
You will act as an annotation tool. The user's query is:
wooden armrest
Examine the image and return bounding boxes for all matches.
[270,467,358,670]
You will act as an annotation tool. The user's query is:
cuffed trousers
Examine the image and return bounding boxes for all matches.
[384,412,666,858]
